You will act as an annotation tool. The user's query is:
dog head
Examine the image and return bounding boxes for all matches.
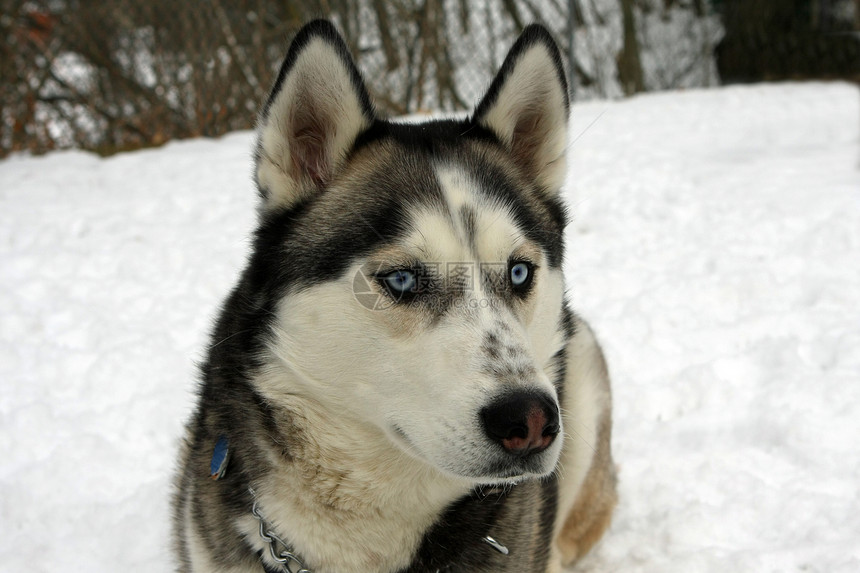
[251,20,571,483]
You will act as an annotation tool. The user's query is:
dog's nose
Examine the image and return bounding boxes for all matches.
[480,391,560,456]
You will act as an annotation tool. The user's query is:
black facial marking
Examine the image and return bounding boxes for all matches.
[355,118,567,270]
[474,163,565,268]
[459,205,478,252]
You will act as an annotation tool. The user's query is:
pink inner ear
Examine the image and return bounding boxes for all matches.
[511,112,544,172]
[291,115,331,189]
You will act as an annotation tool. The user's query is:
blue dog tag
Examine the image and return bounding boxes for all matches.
[210,435,230,480]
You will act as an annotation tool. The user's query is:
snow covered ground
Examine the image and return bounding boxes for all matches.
[1,82,858,572]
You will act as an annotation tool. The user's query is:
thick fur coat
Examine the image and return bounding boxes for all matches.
[173,20,616,573]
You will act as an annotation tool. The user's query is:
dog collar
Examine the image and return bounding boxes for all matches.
[250,487,311,573]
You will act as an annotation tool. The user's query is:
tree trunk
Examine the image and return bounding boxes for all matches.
[617,0,645,96]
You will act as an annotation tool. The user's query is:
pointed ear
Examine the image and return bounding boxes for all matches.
[473,25,569,195]
[255,20,375,211]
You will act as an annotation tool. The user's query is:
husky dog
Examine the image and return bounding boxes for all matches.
[173,19,616,573]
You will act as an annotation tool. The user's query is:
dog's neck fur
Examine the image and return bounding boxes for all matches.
[242,364,474,573]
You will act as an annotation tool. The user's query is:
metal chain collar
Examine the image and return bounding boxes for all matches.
[249,487,312,573]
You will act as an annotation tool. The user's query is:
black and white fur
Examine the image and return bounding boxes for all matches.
[173,20,616,573]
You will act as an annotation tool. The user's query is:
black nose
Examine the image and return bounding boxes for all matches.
[480,391,560,457]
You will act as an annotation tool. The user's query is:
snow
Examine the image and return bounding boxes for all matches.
[1,82,859,572]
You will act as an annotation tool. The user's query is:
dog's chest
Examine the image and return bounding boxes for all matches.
[399,479,558,573]
[252,475,557,573]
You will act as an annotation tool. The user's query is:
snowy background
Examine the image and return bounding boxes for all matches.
[1,82,859,571]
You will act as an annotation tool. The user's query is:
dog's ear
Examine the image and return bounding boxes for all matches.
[255,20,375,211]
[473,25,569,195]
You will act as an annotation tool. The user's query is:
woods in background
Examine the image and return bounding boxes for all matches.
[1,0,857,158]
[717,0,860,83]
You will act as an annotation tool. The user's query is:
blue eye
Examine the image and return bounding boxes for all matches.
[510,262,531,287]
[383,270,416,295]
